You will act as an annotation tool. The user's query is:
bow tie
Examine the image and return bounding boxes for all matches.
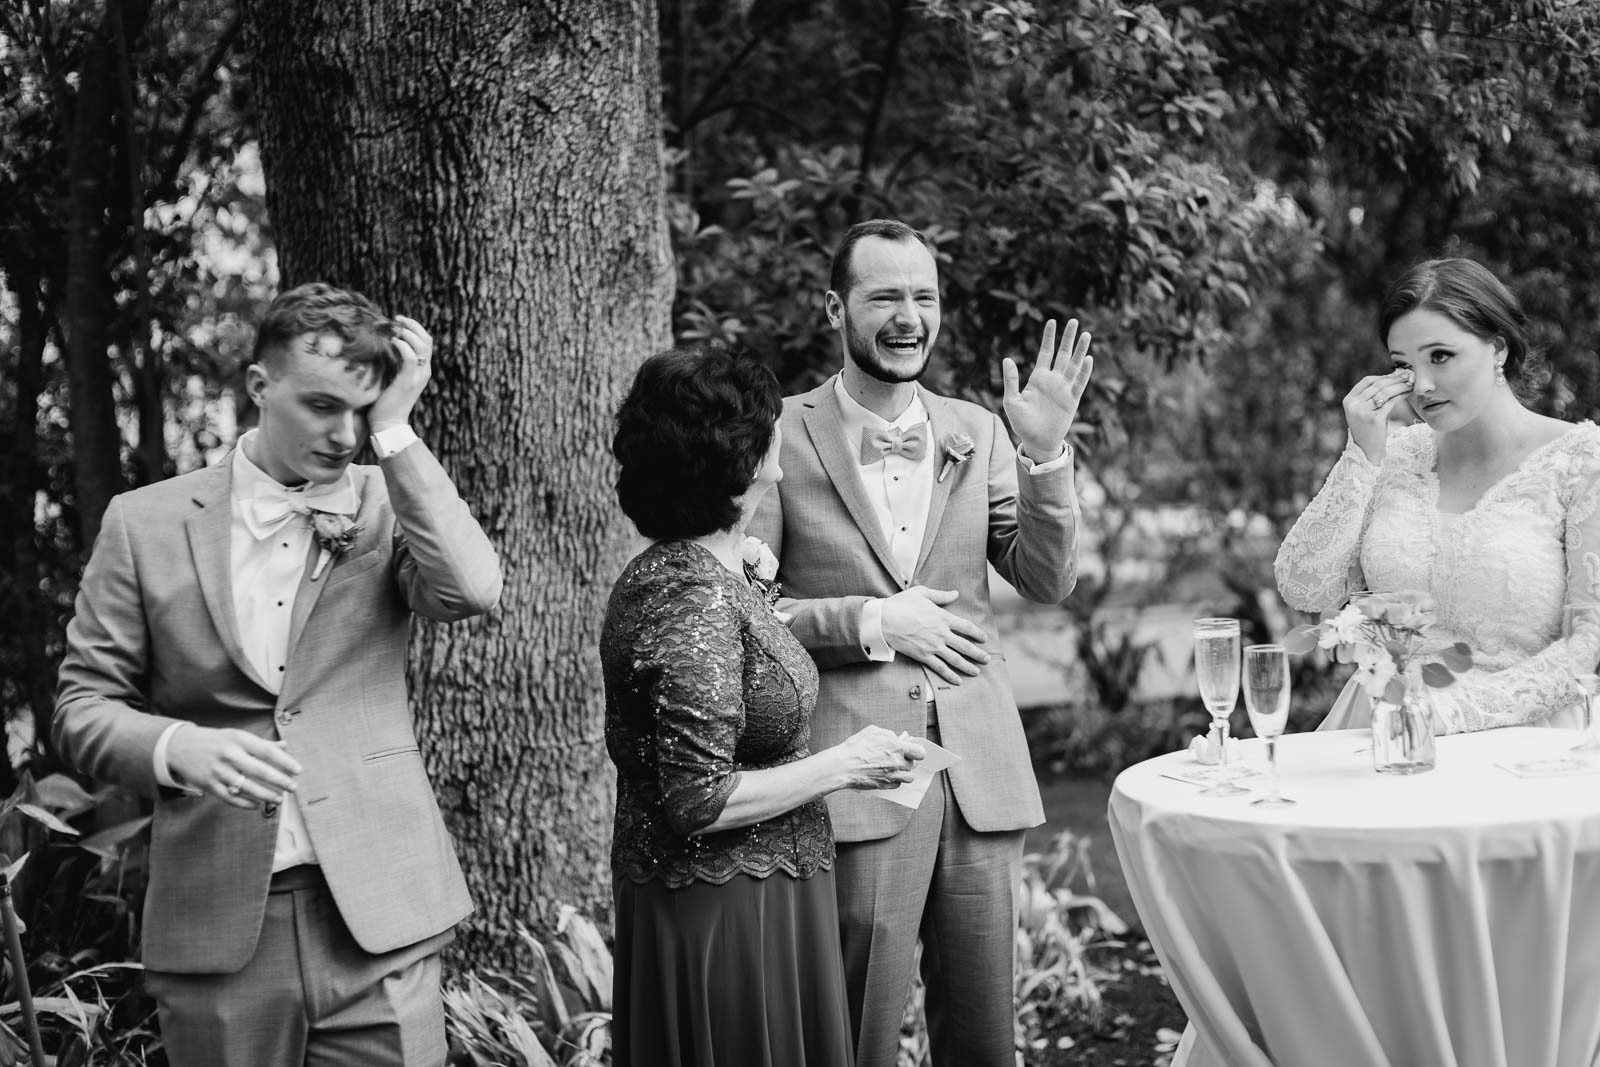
[859,423,928,465]
[243,480,359,540]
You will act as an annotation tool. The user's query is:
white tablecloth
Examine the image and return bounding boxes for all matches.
[1109,728,1600,1067]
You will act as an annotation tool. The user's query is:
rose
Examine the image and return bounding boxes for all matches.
[740,536,779,583]
[302,510,362,580]
[938,432,976,484]
[739,536,788,621]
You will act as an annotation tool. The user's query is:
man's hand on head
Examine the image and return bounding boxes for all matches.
[368,314,433,432]
[1002,317,1094,461]
[880,585,991,684]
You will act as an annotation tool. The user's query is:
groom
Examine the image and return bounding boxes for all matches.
[750,219,1091,1066]
[53,283,502,1066]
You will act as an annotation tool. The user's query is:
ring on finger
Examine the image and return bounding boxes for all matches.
[226,775,244,797]
[1371,396,1383,409]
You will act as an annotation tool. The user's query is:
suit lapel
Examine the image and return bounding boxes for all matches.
[914,387,960,578]
[802,383,906,585]
[285,466,373,655]
[185,457,273,691]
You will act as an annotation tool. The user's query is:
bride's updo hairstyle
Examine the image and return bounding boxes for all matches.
[612,343,782,540]
[1378,258,1542,401]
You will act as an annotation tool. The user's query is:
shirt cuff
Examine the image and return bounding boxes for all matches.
[1019,442,1072,475]
[153,722,202,794]
[371,424,420,460]
[860,599,896,662]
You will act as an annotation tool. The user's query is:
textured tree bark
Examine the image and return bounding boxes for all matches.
[244,0,671,968]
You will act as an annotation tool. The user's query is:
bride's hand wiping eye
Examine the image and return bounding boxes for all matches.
[1343,369,1413,465]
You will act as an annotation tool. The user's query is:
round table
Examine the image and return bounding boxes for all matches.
[1109,727,1600,1067]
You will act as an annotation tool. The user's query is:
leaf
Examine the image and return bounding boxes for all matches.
[0,855,24,883]
[30,775,96,819]
[1281,625,1321,655]
[1420,662,1457,688]
[555,908,614,1012]
[75,816,151,858]
[14,803,78,836]
[1439,642,1473,671]
[1382,677,1407,704]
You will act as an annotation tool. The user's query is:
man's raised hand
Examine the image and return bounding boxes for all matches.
[369,314,434,432]
[880,586,990,684]
[1001,317,1093,462]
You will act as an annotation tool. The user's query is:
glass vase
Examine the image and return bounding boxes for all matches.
[1371,679,1436,775]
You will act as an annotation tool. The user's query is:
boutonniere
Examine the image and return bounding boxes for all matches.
[306,510,362,580]
[937,432,976,483]
[739,536,792,624]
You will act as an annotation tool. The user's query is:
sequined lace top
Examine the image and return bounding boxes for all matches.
[1275,422,1600,732]
[602,539,831,888]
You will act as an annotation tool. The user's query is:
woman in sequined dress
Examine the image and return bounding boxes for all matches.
[1276,258,1600,732]
[602,344,927,1067]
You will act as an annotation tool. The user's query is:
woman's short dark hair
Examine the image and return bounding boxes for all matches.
[1379,259,1533,395]
[613,344,783,539]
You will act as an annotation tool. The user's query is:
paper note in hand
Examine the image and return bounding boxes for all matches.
[876,735,962,809]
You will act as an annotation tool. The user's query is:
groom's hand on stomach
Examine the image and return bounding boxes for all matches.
[881,586,991,684]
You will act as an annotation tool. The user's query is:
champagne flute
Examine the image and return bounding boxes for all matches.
[1243,644,1295,808]
[1562,603,1600,755]
[1193,618,1248,797]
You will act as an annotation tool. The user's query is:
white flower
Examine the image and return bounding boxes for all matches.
[740,536,779,582]
[1321,605,1367,648]
[1352,648,1398,700]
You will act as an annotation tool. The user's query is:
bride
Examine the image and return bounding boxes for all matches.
[1275,257,1600,732]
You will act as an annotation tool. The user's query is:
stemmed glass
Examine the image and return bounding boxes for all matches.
[1193,618,1248,797]
[1562,603,1600,756]
[1243,644,1295,807]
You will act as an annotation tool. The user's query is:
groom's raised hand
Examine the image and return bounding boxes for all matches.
[369,314,434,432]
[1002,317,1093,462]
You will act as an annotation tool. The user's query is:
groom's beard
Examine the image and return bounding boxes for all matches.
[845,322,931,384]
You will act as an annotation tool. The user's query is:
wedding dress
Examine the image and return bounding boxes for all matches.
[1274,421,1600,732]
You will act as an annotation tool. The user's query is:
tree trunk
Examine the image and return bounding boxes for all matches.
[244,0,673,969]
[61,7,139,549]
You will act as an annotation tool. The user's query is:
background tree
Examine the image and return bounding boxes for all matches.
[242,0,673,967]
[1,0,266,800]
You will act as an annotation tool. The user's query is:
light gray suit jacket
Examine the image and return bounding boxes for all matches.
[53,443,502,973]
[749,379,1078,841]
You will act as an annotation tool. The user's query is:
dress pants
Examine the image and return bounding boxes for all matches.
[834,723,1027,1067]
[144,865,449,1067]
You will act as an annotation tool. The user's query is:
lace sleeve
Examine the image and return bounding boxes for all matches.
[632,569,745,835]
[1274,439,1379,613]
[1429,441,1600,733]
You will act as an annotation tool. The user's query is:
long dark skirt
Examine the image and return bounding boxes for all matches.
[612,868,854,1067]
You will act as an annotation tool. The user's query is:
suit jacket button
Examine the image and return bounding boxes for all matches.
[908,685,922,700]
[276,708,295,727]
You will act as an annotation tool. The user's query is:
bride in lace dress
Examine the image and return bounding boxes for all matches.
[1276,258,1600,733]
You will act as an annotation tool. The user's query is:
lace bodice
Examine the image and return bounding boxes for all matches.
[602,539,831,888]
[1275,422,1600,732]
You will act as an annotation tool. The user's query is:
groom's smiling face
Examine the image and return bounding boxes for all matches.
[827,236,942,384]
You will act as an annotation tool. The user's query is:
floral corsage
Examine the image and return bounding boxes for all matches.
[306,510,362,581]
[740,536,792,624]
[937,432,976,483]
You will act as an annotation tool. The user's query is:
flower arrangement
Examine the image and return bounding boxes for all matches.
[1283,590,1472,703]
[740,537,790,622]
[304,510,362,580]
[937,432,976,483]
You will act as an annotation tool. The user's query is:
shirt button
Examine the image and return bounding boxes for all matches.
[281,542,289,548]
[277,666,285,673]
[277,601,285,607]
[909,685,922,700]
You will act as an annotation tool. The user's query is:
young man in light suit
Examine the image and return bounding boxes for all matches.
[53,283,502,1066]
[749,219,1092,1067]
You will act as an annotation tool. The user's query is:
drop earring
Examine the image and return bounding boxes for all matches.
[1494,362,1506,385]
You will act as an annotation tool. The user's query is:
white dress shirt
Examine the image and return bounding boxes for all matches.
[153,425,417,871]
[832,376,1071,666]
